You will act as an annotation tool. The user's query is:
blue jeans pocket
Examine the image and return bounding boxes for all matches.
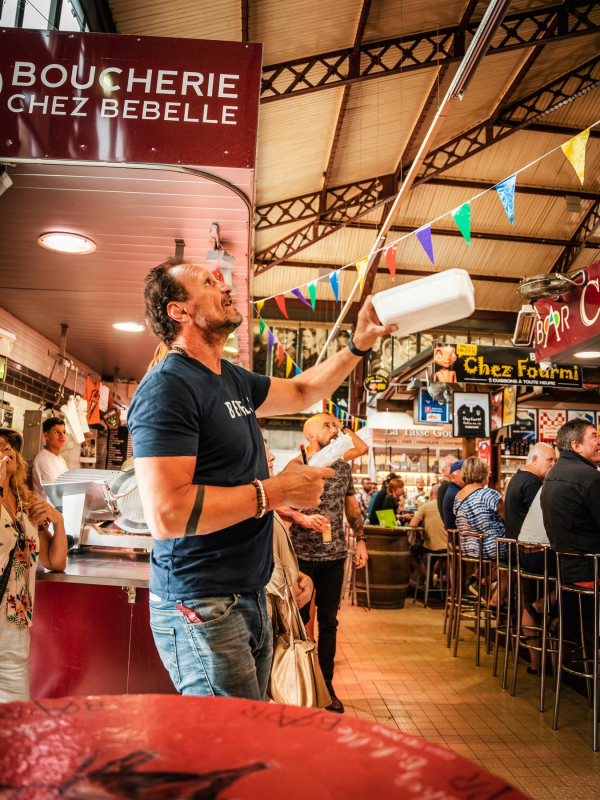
[149,623,181,690]
[183,594,240,628]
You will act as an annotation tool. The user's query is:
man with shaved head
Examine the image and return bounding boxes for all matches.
[281,412,367,713]
[128,256,396,701]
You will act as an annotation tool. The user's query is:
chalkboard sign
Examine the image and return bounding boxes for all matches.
[106,426,132,471]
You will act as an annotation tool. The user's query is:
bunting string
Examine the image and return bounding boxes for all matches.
[252,120,598,307]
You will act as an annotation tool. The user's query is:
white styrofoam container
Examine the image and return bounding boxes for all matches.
[372,268,475,337]
[0,327,16,358]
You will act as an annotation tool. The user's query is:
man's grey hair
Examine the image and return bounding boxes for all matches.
[556,418,595,452]
[526,442,555,464]
[441,455,457,468]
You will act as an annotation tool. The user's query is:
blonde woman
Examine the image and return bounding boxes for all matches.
[0,430,67,702]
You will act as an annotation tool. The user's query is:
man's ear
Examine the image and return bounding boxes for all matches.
[166,301,188,323]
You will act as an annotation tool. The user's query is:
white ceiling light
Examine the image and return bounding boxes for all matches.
[113,322,144,332]
[223,344,238,353]
[38,232,96,255]
[574,350,600,359]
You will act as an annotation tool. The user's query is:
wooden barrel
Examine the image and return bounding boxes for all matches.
[356,525,411,609]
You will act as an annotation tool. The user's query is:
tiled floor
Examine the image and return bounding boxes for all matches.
[332,600,600,800]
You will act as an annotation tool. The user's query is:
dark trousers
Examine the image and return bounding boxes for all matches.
[297,558,346,683]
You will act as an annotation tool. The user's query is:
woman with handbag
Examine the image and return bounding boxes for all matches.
[264,443,331,708]
[0,429,68,703]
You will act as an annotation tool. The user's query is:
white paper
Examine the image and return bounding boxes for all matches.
[308,433,354,468]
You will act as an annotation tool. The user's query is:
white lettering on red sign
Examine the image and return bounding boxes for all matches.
[581,279,600,327]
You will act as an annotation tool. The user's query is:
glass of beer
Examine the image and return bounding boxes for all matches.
[321,519,332,542]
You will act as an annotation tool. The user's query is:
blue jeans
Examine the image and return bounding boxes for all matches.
[149,589,273,700]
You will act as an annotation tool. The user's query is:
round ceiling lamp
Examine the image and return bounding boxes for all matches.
[574,351,600,359]
[113,322,144,332]
[38,232,96,255]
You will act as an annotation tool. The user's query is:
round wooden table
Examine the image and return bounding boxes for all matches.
[0,694,527,799]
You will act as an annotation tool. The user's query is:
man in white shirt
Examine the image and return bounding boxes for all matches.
[32,418,68,499]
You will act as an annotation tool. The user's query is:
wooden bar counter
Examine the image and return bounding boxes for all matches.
[356,525,413,609]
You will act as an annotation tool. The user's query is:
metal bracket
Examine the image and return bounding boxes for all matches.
[123,586,137,604]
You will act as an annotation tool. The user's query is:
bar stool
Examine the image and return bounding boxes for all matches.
[552,551,600,750]
[511,542,558,712]
[492,537,517,690]
[444,529,460,646]
[453,530,494,666]
[413,550,447,608]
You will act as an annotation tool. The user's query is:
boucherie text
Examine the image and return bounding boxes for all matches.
[4,62,241,124]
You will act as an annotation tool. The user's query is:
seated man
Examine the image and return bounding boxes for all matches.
[442,460,465,531]
[541,419,600,586]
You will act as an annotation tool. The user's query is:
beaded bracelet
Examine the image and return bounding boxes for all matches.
[252,478,267,519]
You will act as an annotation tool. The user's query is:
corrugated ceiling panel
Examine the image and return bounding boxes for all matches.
[256,89,344,204]
[110,0,241,40]
[430,49,532,149]
[251,0,360,65]
[329,68,439,186]
[363,0,465,42]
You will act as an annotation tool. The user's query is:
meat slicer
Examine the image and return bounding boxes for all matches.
[44,467,153,552]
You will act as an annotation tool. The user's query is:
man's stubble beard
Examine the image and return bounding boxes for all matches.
[199,309,243,346]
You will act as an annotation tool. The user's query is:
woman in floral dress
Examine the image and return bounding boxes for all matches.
[0,430,67,702]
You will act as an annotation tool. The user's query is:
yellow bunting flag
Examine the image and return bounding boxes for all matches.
[561,128,590,185]
[256,300,264,316]
[328,400,333,414]
[356,257,369,290]
[285,355,293,378]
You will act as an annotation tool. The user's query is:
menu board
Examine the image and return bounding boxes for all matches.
[106,426,132,471]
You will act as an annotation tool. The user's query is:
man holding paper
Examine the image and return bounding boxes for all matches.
[283,414,368,714]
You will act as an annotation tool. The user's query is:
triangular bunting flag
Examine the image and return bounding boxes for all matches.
[328,400,333,414]
[494,174,517,225]
[308,280,317,311]
[267,330,275,353]
[291,287,311,307]
[356,257,369,290]
[259,316,265,337]
[295,366,301,376]
[274,294,289,319]
[285,355,293,378]
[329,270,339,302]
[415,224,435,265]
[384,243,397,279]
[256,300,264,317]
[451,202,471,246]
[335,406,340,418]
[561,128,590,185]
[277,344,284,367]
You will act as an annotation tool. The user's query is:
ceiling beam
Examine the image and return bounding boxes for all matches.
[254,54,600,273]
[241,0,249,42]
[553,198,600,273]
[260,1,600,103]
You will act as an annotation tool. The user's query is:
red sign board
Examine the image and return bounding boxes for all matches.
[534,259,600,364]
[0,29,262,169]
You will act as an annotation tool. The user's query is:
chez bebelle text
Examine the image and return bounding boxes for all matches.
[4,62,242,124]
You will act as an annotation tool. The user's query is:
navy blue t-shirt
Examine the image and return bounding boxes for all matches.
[443,481,460,530]
[127,353,272,600]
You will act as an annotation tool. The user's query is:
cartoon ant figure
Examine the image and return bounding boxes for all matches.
[433,344,458,383]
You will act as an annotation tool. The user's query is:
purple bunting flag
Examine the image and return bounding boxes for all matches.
[291,287,311,307]
[415,224,435,265]
[267,330,275,354]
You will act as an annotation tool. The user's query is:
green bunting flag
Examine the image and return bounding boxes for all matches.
[308,280,317,311]
[259,316,265,337]
[451,202,471,246]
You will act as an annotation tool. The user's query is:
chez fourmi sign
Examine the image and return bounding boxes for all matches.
[0,29,262,168]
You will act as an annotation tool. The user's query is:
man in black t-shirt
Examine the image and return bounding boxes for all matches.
[504,442,556,540]
[129,257,397,701]
[437,456,458,518]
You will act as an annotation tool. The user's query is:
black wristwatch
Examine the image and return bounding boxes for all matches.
[348,333,372,357]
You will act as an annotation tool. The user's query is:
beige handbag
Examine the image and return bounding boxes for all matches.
[268,569,331,708]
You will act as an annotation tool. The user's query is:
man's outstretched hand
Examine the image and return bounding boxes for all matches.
[352,295,398,352]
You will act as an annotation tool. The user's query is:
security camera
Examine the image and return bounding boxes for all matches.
[0,169,12,197]
[539,359,553,372]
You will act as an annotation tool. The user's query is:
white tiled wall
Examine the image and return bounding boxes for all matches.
[0,306,100,393]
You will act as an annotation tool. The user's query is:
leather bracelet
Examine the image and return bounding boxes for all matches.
[348,333,372,357]
[356,535,368,544]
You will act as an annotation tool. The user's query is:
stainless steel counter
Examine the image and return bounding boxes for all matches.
[37,549,151,588]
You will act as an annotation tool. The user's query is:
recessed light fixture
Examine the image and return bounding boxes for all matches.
[223,344,238,353]
[574,350,600,359]
[113,322,144,332]
[38,232,96,255]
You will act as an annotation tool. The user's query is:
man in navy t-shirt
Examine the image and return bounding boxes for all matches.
[128,256,397,701]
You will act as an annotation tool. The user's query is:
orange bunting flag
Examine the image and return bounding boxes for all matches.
[285,355,293,378]
[255,300,264,317]
[561,128,590,185]
[384,243,397,279]
[274,294,289,319]
[277,344,284,367]
[356,257,369,290]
